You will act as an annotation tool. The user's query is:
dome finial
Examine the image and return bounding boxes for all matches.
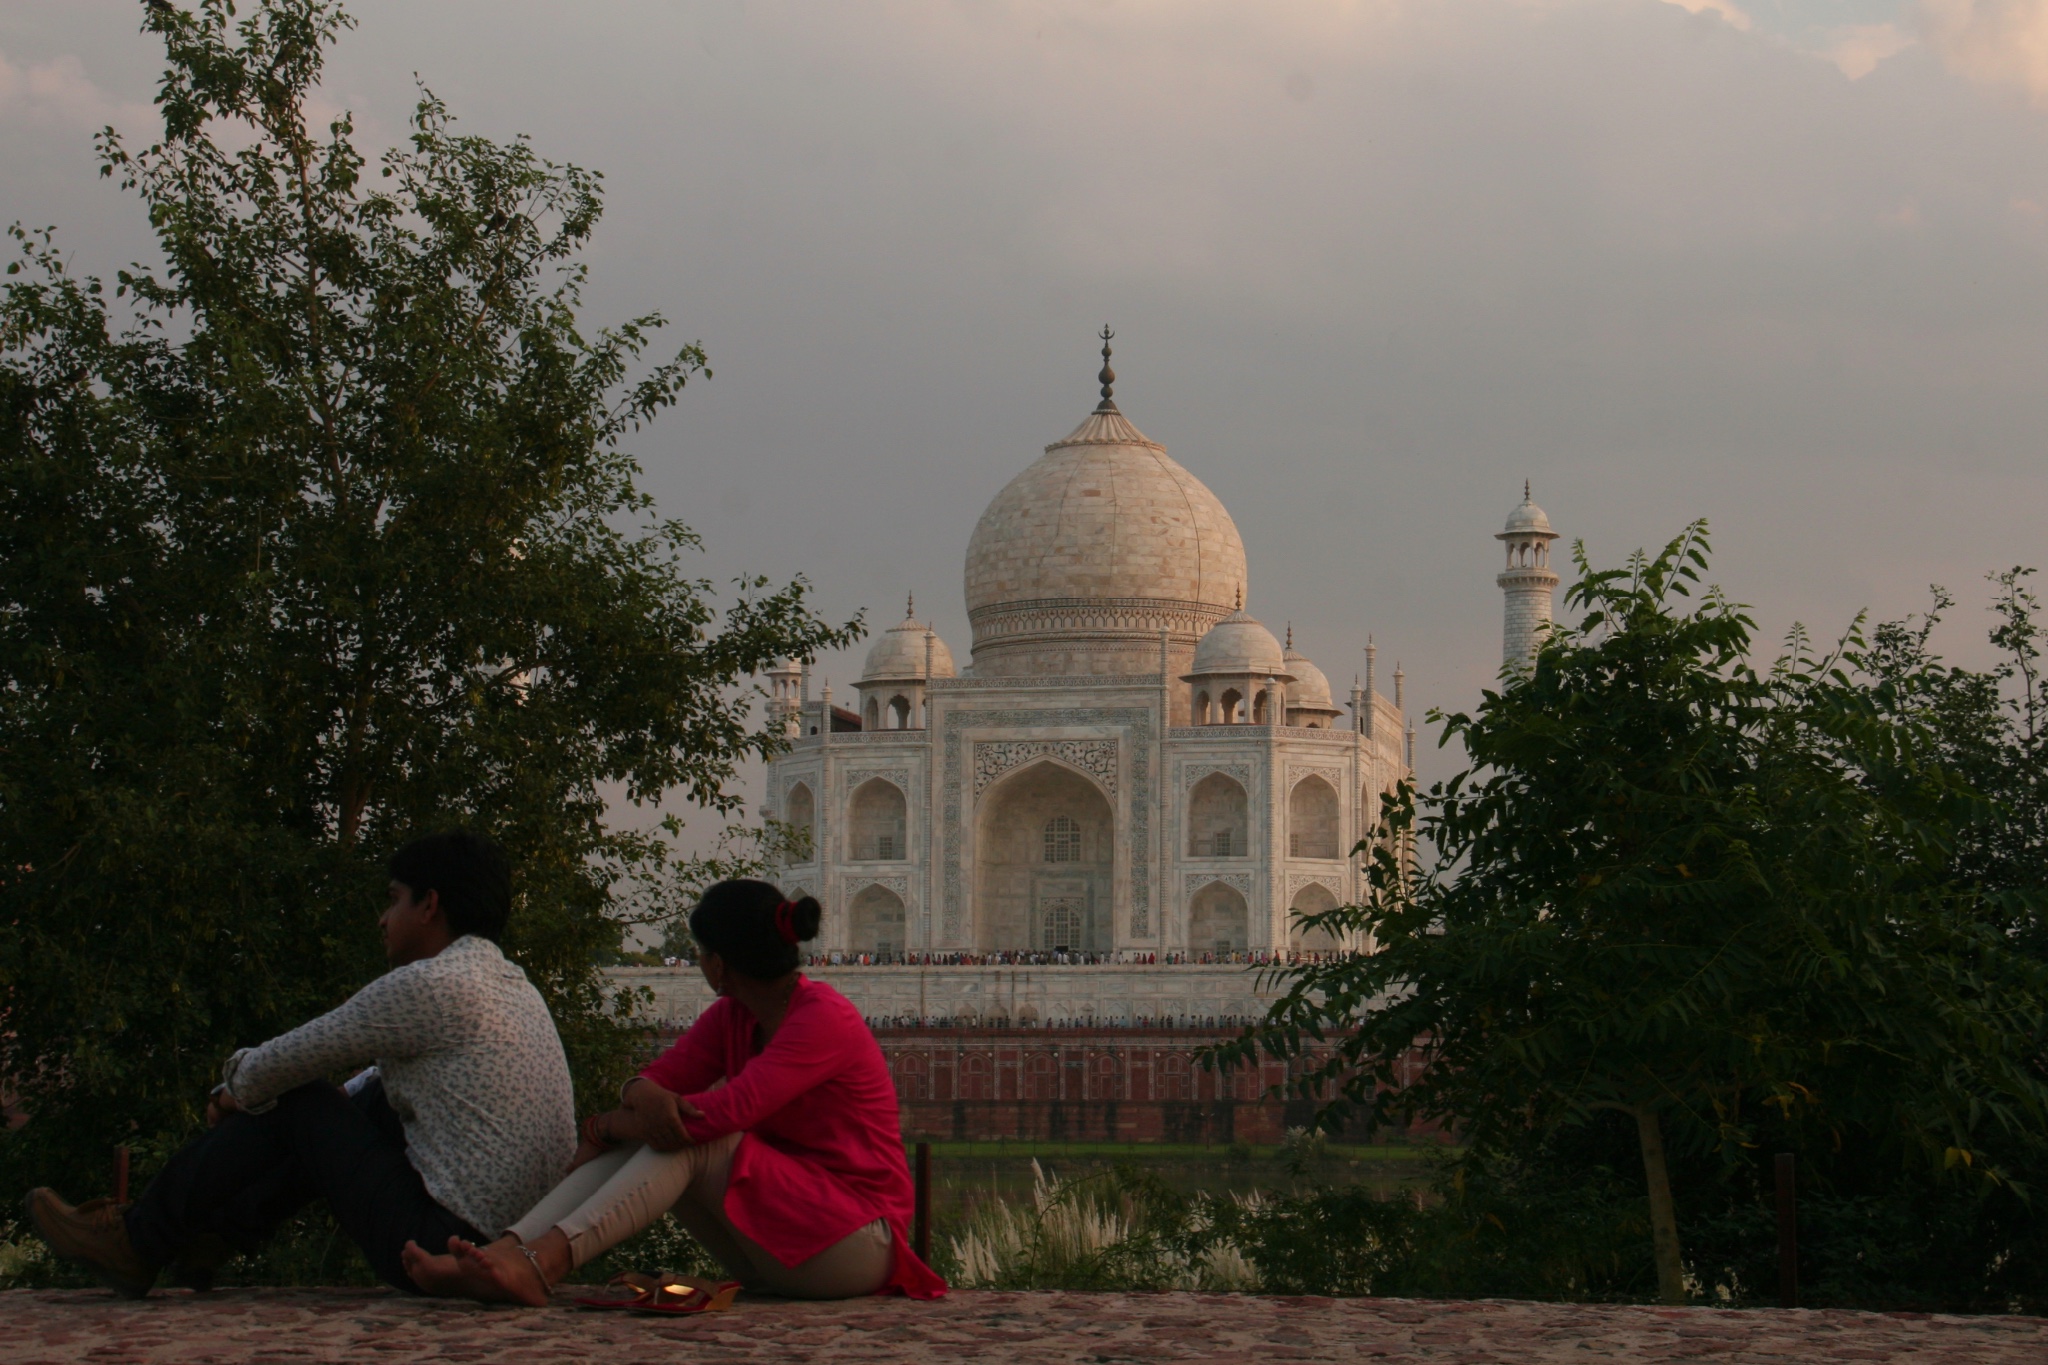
[1285,621,1293,649]
[906,591,915,620]
[1095,325,1118,412]
[1234,583,1243,611]
[1524,478,1531,501]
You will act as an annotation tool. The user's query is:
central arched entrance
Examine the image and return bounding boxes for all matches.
[848,883,907,956]
[974,759,1115,951]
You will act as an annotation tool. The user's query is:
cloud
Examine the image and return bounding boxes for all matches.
[1824,22,1915,79]
[0,48,150,131]
[1658,0,1754,31]
[1919,0,2048,103]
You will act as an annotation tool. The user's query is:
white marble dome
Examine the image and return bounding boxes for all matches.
[1503,486,1556,538]
[861,602,957,682]
[963,402,1248,676]
[1190,606,1288,677]
[1283,638,1333,708]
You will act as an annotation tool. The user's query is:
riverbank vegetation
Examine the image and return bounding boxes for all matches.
[0,0,856,1201]
[1217,529,2048,1313]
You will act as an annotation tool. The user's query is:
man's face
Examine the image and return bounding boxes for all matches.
[380,880,444,966]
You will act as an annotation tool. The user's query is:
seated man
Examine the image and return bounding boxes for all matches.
[25,831,577,1297]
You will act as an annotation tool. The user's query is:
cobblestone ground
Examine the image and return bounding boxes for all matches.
[3,1287,2044,1363]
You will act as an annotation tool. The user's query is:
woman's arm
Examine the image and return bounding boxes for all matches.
[580,1082,708,1155]
[562,1101,652,1171]
[564,1095,681,1171]
[675,1002,850,1142]
[636,1004,729,1098]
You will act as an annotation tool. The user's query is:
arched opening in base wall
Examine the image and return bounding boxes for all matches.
[1186,772,1249,858]
[848,883,906,956]
[849,778,908,861]
[1189,880,1249,953]
[784,783,816,861]
[1289,776,1340,859]
[1288,882,1342,952]
[974,760,1114,952]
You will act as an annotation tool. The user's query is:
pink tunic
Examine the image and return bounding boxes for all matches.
[637,976,947,1299]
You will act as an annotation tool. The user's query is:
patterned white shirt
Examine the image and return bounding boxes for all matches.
[220,935,576,1237]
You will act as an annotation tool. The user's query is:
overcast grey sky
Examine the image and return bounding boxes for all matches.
[5,0,2047,825]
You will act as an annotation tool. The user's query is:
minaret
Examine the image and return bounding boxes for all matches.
[1497,481,1560,671]
[765,658,804,738]
[923,629,936,729]
[1361,636,1378,738]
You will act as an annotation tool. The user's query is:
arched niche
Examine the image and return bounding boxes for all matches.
[1189,880,1249,953]
[1288,881,1343,952]
[1288,775,1340,860]
[1186,772,1248,858]
[863,696,880,730]
[974,759,1113,952]
[849,777,907,861]
[848,883,907,956]
[1218,688,1243,724]
[889,694,912,729]
[783,782,816,860]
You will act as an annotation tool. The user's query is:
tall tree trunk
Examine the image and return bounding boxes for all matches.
[1634,1106,1686,1304]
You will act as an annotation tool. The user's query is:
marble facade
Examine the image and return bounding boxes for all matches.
[758,347,1427,962]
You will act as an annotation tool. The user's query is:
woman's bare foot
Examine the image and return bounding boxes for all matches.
[400,1235,551,1306]
[399,1240,472,1297]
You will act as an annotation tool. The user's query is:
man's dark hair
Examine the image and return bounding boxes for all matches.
[387,831,513,943]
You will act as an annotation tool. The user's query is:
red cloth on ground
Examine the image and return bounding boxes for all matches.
[636,976,947,1299]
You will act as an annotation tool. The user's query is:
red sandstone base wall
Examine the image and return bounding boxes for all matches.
[871,1026,1439,1146]
[897,1097,1381,1145]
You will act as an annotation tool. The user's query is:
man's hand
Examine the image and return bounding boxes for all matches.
[622,1079,703,1152]
[205,1087,242,1128]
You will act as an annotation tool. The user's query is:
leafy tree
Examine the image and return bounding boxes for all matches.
[1863,570,2048,953]
[0,0,857,1192]
[1221,523,2048,1304]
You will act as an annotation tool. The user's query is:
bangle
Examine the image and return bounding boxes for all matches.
[582,1114,617,1149]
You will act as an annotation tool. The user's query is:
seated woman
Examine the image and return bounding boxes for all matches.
[402,879,946,1303]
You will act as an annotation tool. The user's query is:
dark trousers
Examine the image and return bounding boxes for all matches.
[124,1078,482,1292]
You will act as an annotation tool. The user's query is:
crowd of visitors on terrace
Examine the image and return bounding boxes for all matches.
[652,948,1356,969]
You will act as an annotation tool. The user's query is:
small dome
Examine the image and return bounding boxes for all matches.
[1282,640,1334,709]
[1189,606,1289,677]
[861,600,957,682]
[1500,482,1557,539]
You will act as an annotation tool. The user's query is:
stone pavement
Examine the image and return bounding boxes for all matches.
[2,1287,2044,1363]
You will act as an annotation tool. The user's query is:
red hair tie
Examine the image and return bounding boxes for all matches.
[773,900,800,944]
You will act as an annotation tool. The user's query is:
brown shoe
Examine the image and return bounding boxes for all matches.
[24,1188,158,1298]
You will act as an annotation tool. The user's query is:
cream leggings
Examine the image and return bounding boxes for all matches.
[505,1134,892,1300]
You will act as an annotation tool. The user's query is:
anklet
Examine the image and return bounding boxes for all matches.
[518,1244,552,1290]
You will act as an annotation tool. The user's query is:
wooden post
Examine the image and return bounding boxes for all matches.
[114,1146,130,1205]
[1775,1152,1798,1309]
[913,1141,931,1262]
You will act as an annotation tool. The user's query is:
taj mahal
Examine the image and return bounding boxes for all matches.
[751,333,1562,964]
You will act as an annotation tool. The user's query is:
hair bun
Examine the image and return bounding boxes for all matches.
[790,895,823,942]
[688,879,818,979]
